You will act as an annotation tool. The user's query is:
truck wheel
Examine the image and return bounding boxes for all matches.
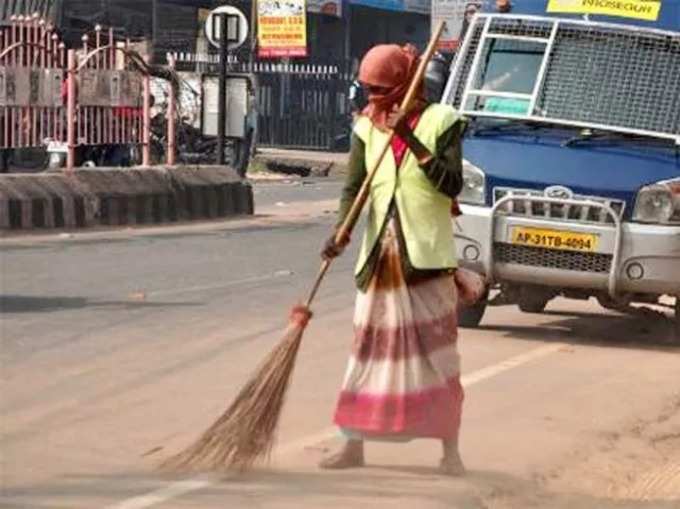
[518,287,550,313]
[458,290,489,328]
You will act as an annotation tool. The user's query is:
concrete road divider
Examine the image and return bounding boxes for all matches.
[0,166,253,232]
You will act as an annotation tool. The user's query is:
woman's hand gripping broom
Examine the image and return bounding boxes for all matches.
[161,22,448,473]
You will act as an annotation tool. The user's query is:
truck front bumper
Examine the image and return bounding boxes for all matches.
[454,202,680,297]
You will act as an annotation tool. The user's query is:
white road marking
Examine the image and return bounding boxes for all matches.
[460,343,563,386]
[276,343,565,455]
[107,342,564,509]
[146,271,294,298]
[110,479,213,509]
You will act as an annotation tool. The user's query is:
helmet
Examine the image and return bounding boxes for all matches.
[348,79,367,112]
[424,52,450,103]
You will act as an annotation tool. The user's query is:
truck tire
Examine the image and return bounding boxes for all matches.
[518,287,550,313]
[518,298,548,314]
[458,290,489,328]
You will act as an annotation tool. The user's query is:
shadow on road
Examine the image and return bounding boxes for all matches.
[0,295,200,313]
[3,466,676,509]
[478,307,678,351]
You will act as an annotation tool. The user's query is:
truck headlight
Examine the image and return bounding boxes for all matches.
[633,178,680,224]
[459,160,486,205]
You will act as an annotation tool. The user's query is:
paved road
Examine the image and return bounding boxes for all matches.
[1,179,679,508]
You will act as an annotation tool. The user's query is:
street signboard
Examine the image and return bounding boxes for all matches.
[546,0,662,21]
[202,76,249,138]
[258,0,308,58]
[205,5,249,50]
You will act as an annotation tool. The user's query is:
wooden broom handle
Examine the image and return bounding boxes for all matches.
[305,22,447,308]
[334,21,447,247]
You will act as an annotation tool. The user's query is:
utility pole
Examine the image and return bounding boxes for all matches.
[344,3,351,62]
[152,0,158,62]
[216,13,228,165]
[216,13,239,165]
[250,0,258,66]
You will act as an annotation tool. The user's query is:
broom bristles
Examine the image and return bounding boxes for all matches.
[161,305,312,472]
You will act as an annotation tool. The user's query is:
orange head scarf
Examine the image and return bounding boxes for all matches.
[358,44,424,129]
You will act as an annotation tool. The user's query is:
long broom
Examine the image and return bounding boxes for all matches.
[161,22,447,473]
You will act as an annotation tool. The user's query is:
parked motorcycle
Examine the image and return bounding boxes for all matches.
[150,104,253,177]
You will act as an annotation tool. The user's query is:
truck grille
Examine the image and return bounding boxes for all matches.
[494,188,625,225]
[494,243,612,273]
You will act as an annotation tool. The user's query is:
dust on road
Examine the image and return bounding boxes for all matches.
[1,179,679,509]
[545,395,680,504]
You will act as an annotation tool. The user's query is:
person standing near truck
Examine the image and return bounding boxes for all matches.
[461,0,512,43]
[319,43,485,475]
[496,0,512,13]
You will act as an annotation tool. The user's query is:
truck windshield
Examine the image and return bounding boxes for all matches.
[471,40,544,115]
[446,14,680,144]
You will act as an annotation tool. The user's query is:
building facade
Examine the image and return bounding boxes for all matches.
[0,0,434,65]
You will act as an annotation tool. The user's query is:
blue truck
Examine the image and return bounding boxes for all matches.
[442,0,680,338]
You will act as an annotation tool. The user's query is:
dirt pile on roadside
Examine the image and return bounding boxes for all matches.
[546,394,680,504]
[471,395,680,509]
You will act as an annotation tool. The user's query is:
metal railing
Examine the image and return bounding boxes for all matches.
[66,26,152,169]
[0,14,65,151]
[0,15,183,171]
[169,51,353,151]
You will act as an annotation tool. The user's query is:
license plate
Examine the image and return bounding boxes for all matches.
[511,227,598,252]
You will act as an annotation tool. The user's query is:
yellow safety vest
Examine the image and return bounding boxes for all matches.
[353,103,459,276]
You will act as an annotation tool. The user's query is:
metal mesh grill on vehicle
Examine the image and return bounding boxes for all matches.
[446,19,486,107]
[538,23,680,135]
[488,16,554,38]
[494,243,612,273]
[445,14,680,139]
[494,188,625,225]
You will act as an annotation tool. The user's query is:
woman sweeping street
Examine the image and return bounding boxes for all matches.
[320,43,483,475]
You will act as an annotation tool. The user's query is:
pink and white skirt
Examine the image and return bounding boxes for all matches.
[333,220,481,441]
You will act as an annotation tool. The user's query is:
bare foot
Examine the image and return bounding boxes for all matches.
[319,441,364,470]
[440,438,465,476]
[439,454,466,476]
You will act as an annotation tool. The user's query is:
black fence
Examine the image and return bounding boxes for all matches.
[253,61,353,151]
[1,0,57,22]
[171,53,354,152]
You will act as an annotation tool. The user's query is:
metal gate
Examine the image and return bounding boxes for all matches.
[0,14,66,150]
[254,61,352,151]
[0,15,156,171]
[66,26,152,168]
[169,52,353,152]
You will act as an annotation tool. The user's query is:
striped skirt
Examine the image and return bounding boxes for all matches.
[333,219,464,441]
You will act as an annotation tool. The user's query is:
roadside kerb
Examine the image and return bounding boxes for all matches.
[34,175,97,229]
[0,178,33,230]
[0,166,253,232]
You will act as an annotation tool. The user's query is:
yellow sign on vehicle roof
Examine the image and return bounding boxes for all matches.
[546,0,661,21]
